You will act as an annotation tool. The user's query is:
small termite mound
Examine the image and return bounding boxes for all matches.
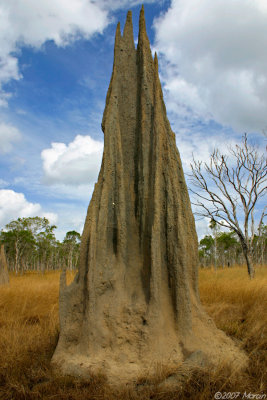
[0,244,9,285]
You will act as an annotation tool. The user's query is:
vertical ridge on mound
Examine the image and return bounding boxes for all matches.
[53,7,247,383]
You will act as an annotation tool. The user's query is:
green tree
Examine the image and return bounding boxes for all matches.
[0,217,57,273]
[252,223,267,265]
[217,231,240,267]
[199,235,214,267]
[0,219,35,273]
[63,231,81,270]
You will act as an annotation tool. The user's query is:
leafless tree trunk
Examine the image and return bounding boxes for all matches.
[14,239,20,275]
[190,134,266,279]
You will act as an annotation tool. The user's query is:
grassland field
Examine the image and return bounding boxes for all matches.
[0,266,266,400]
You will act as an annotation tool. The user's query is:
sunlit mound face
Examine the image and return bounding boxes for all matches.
[52,7,247,384]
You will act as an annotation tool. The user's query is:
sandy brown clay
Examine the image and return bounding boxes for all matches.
[52,7,247,383]
[0,244,9,285]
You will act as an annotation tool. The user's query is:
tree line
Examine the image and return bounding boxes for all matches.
[0,135,266,277]
[0,217,80,274]
[199,222,267,269]
[1,215,266,274]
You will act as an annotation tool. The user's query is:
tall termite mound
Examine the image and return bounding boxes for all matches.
[53,7,246,382]
[0,244,9,285]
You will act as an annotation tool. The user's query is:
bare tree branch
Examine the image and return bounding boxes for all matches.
[190,134,267,278]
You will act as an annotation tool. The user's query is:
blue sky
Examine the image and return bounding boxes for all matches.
[0,0,266,240]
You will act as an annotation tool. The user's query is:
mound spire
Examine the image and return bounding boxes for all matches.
[53,7,246,383]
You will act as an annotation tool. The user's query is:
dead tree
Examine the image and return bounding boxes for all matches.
[190,134,266,279]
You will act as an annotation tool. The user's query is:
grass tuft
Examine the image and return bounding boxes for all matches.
[0,267,266,399]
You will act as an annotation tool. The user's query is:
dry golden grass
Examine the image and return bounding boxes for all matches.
[0,267,266,399]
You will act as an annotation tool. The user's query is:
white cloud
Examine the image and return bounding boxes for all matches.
[0,122,21,153]
[194,217,210,240]
[41,134,103,185]
[0,0,158,105]
[154,0,267,132]
[176,129,239,173]
[0,189,58,228]
[0,0,108,105]
[1,0,109,48]
[98,0,158,9]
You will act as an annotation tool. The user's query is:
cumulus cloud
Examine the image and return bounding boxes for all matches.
[97,0,157,9]
[176,129,239,173]
[0,0,108,104]
[0,189,58,228]
[41,134,103,185]
[0,0,158,105]
[0,122,21,153]
[154,0,267,132]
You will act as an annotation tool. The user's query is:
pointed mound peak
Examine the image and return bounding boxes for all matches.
[123,10,134,48]
[124,10,132,30]
[115,22,121,45]
[138,4,148,43]
[139,5,145,32]
[154,52,158,71]
[137,6,153,70]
